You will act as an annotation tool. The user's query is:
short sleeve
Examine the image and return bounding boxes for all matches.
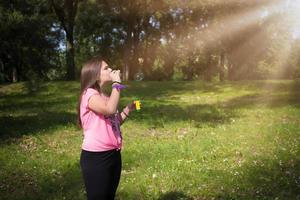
[80,88,100,127]
[80,88,100,115]
[83,88,100,109]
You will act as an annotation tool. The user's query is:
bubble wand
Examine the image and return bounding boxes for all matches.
[134,100,141,111]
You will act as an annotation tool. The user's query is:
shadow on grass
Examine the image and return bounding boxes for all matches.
[129,103,238,129]
[0,161,85,200]
[127,80,300,129]
[1,98,237,142]
[39,162,84,200]
[0,82,79,141]
[157,191,193,200]
[2,149,299,200]
[223,92,300,109]
[0,111,76,141]
[1,158,193,200]
[223,81,300,109]
[213,157,300,199]
[124,80,300,100]
[1,80,299,141]
[0,81,79,97]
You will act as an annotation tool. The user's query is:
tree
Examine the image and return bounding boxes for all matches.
[49,0,79,80]
[0,0,61,83]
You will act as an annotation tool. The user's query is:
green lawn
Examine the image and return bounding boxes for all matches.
[0,80,299,200]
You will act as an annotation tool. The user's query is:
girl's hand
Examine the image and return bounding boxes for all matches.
[110,70,121,82]
[122,101,140,120]
[127,101,137,112]
[124,101,139,113]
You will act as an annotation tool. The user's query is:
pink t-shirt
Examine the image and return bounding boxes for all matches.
[80,88,122,152]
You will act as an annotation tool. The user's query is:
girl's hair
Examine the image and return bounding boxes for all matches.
[77,55,104,128]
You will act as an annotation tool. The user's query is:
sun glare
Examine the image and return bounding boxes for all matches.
[147,0,300,71]
[283,0,300,38]
[290,0,300,39]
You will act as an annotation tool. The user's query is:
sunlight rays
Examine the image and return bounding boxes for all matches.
[260,0,300,79]
[153,0,286,60]
[182,0,287,55]
[164,0,299,80]
[139,0,299,81]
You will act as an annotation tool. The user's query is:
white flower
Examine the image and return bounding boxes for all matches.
[152,173,157,179]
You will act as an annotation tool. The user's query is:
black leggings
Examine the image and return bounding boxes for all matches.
[80,149,122,200]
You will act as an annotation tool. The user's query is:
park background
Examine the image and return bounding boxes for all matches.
[0,0,300,199]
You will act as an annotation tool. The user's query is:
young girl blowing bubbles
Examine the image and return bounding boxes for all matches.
[77,56,136,200]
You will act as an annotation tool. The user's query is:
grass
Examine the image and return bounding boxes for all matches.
[0,80,299,200]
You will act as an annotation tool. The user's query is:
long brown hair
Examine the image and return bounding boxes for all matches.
[77,55,104,128]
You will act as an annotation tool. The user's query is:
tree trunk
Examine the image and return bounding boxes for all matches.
[50,0,78,81]
[123,14,134,81]
[141,16,152,79]
[142,42,154,80]
[228,63,235,81]
[122,63,129,81]
[219,52,225,82]
[205,55,213,81]
[12,67,17,82]
[129,22,142,80]
[66,30,75,80]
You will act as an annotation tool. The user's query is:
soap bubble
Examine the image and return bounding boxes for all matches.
[134,72,144,81]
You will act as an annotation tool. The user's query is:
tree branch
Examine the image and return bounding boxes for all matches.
[49,0,68,32]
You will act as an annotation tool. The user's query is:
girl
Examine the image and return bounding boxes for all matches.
[77,56,135,200]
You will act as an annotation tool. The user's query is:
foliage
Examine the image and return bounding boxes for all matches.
[0,0,62,82]
[1,0,300,82]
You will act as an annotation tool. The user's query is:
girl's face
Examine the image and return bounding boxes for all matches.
[99,61,112,85]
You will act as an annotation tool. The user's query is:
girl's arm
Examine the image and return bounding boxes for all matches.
[88,87,120,115]
[88,70,121,115]
[119,106,130,125]
[119,102,136,125]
